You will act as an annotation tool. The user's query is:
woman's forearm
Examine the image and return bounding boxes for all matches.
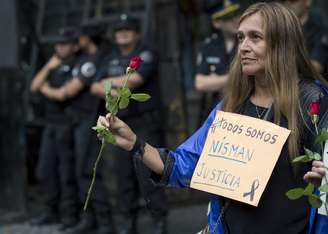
[141,143,165,175]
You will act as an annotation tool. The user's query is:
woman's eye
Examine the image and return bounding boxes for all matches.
[237,35,244,42]
[251,34,262,41]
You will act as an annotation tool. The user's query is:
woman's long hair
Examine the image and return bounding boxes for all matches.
[222,2,325,159]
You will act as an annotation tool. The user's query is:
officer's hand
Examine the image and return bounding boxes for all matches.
[46,55,62,70]
[97,114,136,151]
[304,160,326,187]
[90,82,105,97]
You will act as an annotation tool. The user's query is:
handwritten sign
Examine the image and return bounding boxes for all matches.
[190,111,290,206]
[319,140,328,216]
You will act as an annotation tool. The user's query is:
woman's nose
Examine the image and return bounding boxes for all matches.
[239,38,250,53]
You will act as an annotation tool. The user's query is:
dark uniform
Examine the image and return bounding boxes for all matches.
[69,52,103,202]
[303,15,328,80]
[196,31,236,121]
[67,49,116,234]
[95,43,168,234]
[36,58,78,225]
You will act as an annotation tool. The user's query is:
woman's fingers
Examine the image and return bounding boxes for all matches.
[304,161,327,187]
[97,116,109,128]
[105,114,126,130]
[312,160,326,177]
[304,171,323,180]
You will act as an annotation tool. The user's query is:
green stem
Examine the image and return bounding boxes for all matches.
[83,139,106,211]
[110,70,132,121]
[314,122,319,135]
[84,69,133,211]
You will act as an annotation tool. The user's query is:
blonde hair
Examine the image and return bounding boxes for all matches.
[222,2,324,159]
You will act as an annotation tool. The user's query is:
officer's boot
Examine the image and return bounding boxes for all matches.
[152,215,168,234]
[117,215,138,234]
[96,212,117,234]
[58,201,79,231]
[65,211,97,234]
[30,205,58,226]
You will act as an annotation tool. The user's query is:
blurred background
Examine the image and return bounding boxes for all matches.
[0,0,327,233]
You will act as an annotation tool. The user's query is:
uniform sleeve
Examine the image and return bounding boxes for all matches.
[137,49,158,82]
[196,42,210,75]
[93,60,108,83]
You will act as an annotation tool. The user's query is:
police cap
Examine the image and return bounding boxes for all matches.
[204,0,240,20]
[114,14,140,32]
[79,21,106,37]
[53,26,79,44]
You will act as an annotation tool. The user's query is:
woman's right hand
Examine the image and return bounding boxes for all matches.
[97,114,137,151]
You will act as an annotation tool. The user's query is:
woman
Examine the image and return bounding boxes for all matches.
[97,2,327,234]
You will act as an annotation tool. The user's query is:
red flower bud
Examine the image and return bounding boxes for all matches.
[310,101,320,116]
[128,56,142,70]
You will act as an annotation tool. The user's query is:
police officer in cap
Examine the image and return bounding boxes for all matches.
[195,0,240,123]
[30,27,79,230]
[40,21,116,234]
[284,0,328,76]
[91,14,168,234]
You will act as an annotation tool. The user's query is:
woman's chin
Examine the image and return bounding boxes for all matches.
[242,69,255,77]
[242,67,263,78]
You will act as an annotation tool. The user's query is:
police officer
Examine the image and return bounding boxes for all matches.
[40,22,116,234]
[30,27,79,230]
[91,14,168,234]
[195,0,240,122]
[284,0,328,75]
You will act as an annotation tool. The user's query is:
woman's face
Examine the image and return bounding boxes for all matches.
[237,13,267,78]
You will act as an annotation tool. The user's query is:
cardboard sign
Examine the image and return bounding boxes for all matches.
[319,140,328,216]
[190,111,290,206]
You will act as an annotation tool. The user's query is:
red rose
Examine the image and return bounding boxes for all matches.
[310,101,320,116]
[129,56,142,70]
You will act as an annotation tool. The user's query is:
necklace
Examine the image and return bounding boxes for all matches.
[255,105,267,119]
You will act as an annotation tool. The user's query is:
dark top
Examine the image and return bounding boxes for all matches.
[44,58,76,123]
[94,43,162,118]
[69,51,103,116]
[196,31,237,116]
[303,15,328,79]
[196,31,236,75]
[223,99,313,234]
[147,80,324,234]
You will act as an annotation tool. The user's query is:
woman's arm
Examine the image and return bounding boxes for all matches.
[97,102,222,188]
[97,114,165,175]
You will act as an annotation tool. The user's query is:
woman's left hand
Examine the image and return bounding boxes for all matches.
[304,160,326,187]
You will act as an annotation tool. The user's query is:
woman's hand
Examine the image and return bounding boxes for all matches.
[304,160,326,187]
[97,114,136,151]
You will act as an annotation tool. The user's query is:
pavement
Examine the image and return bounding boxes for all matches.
[0,203,208,234]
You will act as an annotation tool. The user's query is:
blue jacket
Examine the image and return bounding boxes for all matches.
[166,102,328,234]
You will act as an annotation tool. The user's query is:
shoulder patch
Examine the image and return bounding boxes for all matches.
[110,59,119,66]
[140,51,153,63]
[72,66,79,77]
[81,62,96,78]
[59,65,70,72]
[211,33,218,39]
[205,37,211,44]
[321,34,328,46]
[196,52,203,65]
